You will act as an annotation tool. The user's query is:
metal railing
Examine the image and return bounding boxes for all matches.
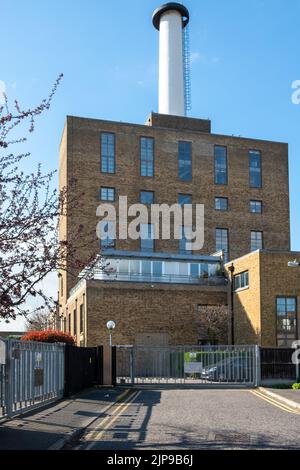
[0,338,65,420]
[116,345,259,387]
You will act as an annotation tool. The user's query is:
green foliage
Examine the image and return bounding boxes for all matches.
[271,383,293,389]
[292,382,300,390]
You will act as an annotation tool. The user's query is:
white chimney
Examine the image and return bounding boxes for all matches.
[152,3,190,117]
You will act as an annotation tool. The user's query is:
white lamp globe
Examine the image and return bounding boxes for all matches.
[106,320,116,330]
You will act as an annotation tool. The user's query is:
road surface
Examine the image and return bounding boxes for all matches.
[74,387,300,450]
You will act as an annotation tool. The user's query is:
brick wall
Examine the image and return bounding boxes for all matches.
[59,114,290,304]
[64,281,228,347]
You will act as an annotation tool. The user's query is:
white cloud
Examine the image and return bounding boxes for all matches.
[0,80,6,105]
[190,52,201,64]
[190,52,220,65]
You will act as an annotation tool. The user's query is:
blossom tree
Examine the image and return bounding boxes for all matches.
[0,75,99,322]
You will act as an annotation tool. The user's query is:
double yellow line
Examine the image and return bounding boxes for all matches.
[250,389,300,416]
[84,389,141,449]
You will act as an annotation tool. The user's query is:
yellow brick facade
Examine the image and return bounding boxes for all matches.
[225,250,300,347]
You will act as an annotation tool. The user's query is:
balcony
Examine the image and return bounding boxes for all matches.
[75,250,226,288]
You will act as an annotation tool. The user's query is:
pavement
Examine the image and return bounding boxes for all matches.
[0,387,125,450]
[259,387,300,409]
[1,386,300,450]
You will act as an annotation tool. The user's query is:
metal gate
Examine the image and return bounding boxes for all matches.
[116,345,259,387]
[0,338,65,420]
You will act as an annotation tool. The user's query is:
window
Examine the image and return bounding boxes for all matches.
[140,223,154,252]
[141,260,151,275]
[178,141,192,181]
[79,304,84,333]
[67,312,70,333]
[215,146,228,185]
[216,228,229,262]
[140,137,154,177]
[99,221,115,249]
[234,271,249,290]
[179,226,192,254]
[153,261,162,277]
[101,133,115,173]
[191,264,199,278]
[73,309,77,336]
[277,297,297,347]
[140,191,154,205]
[251,231,263,251]
[178,194,192,206]
[100,187,115,201]
[250,200,262,214]
[215,197,228,211]
[249,150,262,188]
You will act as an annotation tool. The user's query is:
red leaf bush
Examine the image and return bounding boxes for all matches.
[21,330,75,345]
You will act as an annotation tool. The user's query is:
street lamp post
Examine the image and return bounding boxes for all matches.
[106,320,116,347]
[228,264,235,345]
[288,259,300,268]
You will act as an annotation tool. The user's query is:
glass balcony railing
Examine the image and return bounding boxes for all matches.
[75,254,226,288]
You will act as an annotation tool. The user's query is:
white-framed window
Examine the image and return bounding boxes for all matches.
[216,228,229,262]
[250,200,262,214]
[101,133,115,173]
[140,137,154,177]
[234,271,249,290]
[251,231,263,251]
[100,187,115,201]
[215,197,228,211]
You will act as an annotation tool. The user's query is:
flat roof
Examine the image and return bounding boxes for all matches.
[65,114,288,146]
[102,249,222,263]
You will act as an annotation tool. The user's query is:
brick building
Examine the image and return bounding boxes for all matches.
[57,3,297,348]
[58,112,293,347]
[225,251,300,347]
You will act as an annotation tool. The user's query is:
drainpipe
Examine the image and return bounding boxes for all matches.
[228,263,235,345]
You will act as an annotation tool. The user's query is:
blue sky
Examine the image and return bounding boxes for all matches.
[1,0,299,329]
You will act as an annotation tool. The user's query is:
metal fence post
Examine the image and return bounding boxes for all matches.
[255,345,261,387]
[130,348,135,385]
[5,339,13,418]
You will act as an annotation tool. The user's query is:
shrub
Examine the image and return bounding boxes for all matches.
[21,330,75,345]
[292,383,300,390]
[271,383,293,389]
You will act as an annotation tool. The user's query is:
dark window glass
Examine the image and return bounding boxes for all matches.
[215,146,228,185]
[191,264,199,278]
[250,231,263,251]
[250,200,262,213]
[100,221,115,249]
[178,141,192,181]
[140,224,154,252]
[178,194,192,206]
[179,226,192,254]
[100,187,115,201]
[276,297,297,347]
[80,304,84,333]
[216,228,229,262]
[153,261,162,276]
[215,197,228,211]
[249,150,262,188]
[140,137,154,177]
[141,260,151,274]
[101,133,115,173]
[140,191,154,204]
[73,309,77,336]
